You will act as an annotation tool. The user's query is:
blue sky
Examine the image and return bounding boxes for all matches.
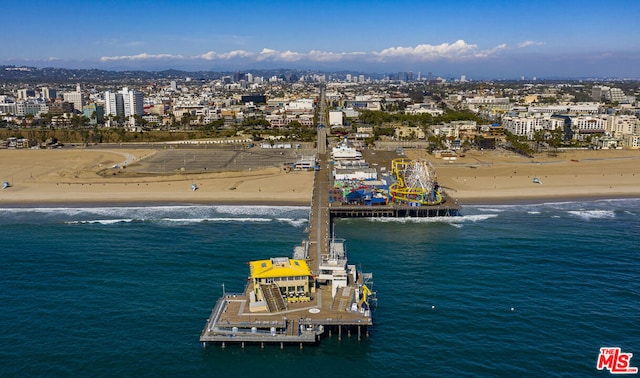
[1,0,639,78]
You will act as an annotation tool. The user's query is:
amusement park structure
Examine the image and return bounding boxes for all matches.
[388,158,444,206]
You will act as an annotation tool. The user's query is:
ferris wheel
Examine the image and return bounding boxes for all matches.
[389,158,443,205]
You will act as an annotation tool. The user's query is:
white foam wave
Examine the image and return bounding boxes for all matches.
[527,211,541,215]
[66,216,304,226]
[277,218,308,227]
[476,207,506,213]
[214,205,308,216]
[0,205,310,224]
[567,210,615,220]
[162,217,273,223]
[368,214,498,224]
[66,219,134,225]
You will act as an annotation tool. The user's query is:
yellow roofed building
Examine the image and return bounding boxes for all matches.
[248,257,313,312]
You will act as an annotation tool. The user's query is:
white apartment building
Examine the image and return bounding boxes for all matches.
[104,91,124,119]
[501,116,565,139]
[121,87,144,118]
[569,116,606,140]
[104,88,144,123]
[527,103,600,115]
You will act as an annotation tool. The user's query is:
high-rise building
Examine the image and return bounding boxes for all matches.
[120,87,144,117]
[233,72,246,82]
[17,89,36,99]
[63,84,84,112]
[41,87,57,101]
[104,90,124,119]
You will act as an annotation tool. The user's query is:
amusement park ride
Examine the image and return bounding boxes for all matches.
[388,158,444,206]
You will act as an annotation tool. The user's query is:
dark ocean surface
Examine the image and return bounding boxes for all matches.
[1,200,638,377]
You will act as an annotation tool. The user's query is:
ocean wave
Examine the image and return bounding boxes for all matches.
[161,217,273,223]
[65,217,308,226]
[476,207,506,213]
[367,213,498,225]
[567,210,616,220]
[0,205,310,224]
[213,205,309,216]
[276,218,308,227]
[66,219,134,225]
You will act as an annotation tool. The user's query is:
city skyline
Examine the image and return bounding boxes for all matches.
[2,0,639,79]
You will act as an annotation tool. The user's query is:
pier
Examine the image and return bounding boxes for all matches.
[200,154,375,347]
[200,86,374,348]
[329,202,460,218]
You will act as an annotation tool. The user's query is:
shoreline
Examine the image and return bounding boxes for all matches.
[455,193,640,206]
[0,199,312,208]
[2,193,639,209]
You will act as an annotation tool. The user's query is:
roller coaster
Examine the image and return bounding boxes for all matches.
[388,158,444,206]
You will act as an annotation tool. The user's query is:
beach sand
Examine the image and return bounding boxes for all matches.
[1,147,639,206]
[405,148,640,204]
[0,148,313,205]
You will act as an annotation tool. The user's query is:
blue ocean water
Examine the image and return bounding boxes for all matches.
[0,200,638,377]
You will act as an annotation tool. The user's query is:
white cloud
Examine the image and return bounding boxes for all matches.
[517,40,545,48]
[373,40,483,61]
[255,48,305,62]
[99,41,508,64]
[196,50,254,60]
[100,53,183,62]
[474,43,508,58]
[307,50,367,62]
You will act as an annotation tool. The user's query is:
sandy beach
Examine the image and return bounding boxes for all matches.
[0,148,314,206]
[1,146,639,206]
[406,148,640,204]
